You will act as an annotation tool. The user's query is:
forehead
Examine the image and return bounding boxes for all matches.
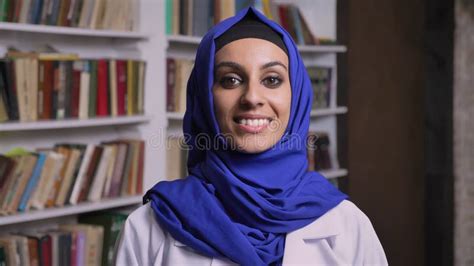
[214,38,288,65]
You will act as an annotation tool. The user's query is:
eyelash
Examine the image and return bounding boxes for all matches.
[218,75,283,89]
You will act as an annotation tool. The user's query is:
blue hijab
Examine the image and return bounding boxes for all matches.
[144,7,347,265]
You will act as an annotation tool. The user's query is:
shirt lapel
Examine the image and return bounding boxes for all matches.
[282,207,343,265]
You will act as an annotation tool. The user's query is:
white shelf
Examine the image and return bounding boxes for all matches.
[0,196,142,226]
[167,107,347,122]
[166,112,185,120]
[167,34,202,44]
[298,45,347,53]
[0,115,152,132]
[320,168,348,179]
[167,35,347,53]
[310,106,348,117]
[0,22,149,39]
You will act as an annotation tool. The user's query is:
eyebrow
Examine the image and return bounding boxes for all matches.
[214,60,288,72]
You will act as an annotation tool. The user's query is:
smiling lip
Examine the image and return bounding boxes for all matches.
[234,114,274,120]
[236,122,269,134]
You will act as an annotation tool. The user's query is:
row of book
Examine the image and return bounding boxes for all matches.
[0,51,146,123]
[307,66,332,110]
[307,131,332,171]
[165,0,328,45]
[0,0,139,31]
[0,138,144,214]
[166,58,194,113]
[0,211,127,266]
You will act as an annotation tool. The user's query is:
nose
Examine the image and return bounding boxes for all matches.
[240,80,265,108]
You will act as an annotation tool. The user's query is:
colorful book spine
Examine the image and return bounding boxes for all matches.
[17,153,47,212]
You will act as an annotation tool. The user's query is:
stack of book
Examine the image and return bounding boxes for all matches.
[0,139,144,214]
[0,211,128,266]
[307,66,332,110]
[0,51,146,123]
[165,0,330,45]
[166,58,194,113]
[0,0,139,31]
[307,131,332,171]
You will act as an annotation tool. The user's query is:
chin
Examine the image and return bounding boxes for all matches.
[234,136,274,154]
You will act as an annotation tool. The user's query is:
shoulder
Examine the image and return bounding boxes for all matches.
[329,200,375,229]
[294,199,377,239]
[114,203,167,265]
[293,199,388,265]
[124,202,166,242]
[329,200,388,264]
[320,199,382,242]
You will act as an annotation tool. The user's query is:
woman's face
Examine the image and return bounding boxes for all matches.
[213,38,291,153]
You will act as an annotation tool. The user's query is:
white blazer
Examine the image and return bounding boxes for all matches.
[114,200,388,265]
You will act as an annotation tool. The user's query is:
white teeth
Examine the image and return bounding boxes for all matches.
[238,118,270,126]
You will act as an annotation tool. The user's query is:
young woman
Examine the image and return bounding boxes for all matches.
[115,7,387,265]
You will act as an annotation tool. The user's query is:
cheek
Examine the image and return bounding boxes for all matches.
[212,88,238,130]
[272,85,292,124]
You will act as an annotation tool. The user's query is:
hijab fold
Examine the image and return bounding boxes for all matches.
[144,7,347,265]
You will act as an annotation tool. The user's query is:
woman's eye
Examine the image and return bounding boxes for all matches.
[219,76,241,88]
[262,76,282,88]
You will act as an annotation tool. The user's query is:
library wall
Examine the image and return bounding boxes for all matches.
[344,0,425,265]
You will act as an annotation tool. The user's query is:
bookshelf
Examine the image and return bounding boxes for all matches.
[0,1,166,228]
[0,22,149,39]
[0,115,152,132]
[165,0,348,182]
[0,196,142,227]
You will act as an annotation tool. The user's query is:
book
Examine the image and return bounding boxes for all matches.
[18,0,31,23]
[69,143,95,205]
[101,144,117,197]
[107,143,127,198]
[58,225,87,266]
[0,148,30,211]
[77,146,103,202]
[0,0,10,21]
[126,60,134,116]
[306,66,332,109]
[96,59,109,116]
[88,145,114,202]
[0,237,19,266]
[63,60,74,118]
[116,60,127,116]
[0,59,19,120]
[307,132,332,171]
[166,58,176,112]
[9,235,30,266]
[88,60,97,118]
[137,61,145,114]
[28,151,65,210]
[89,0,104,29]
[108,60,118,117]
[71,60,82,118]
[78,211,128,266]
[78,0,94,28]
[79,60,91,119]
[54,147,81,206]
[18,153,46,212]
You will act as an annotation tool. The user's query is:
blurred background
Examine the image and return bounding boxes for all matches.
[0,0,468,265]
